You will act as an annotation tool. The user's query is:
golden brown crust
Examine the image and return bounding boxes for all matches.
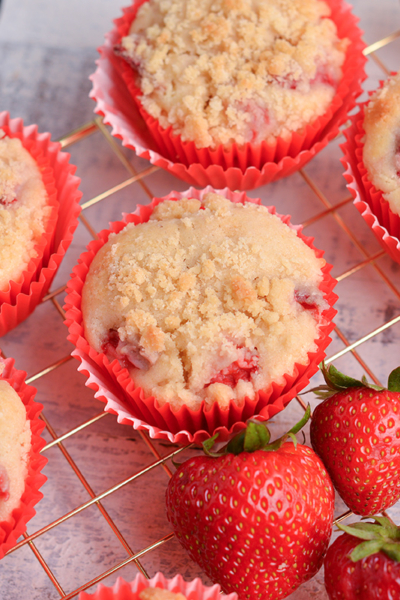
[363,73,400,216]
[121,0,348,148]
[82,195,327,411]
[139,588,186,600]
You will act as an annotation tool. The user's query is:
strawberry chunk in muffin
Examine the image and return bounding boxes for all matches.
[82,194,328,411]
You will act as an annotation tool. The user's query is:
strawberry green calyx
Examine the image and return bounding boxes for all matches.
[309,362,400,400]
[337,516,400,562]
[203,405,311,457]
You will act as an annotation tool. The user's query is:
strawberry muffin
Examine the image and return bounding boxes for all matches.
[81,193,328,412]
[140,590,186,600]
[362,72,400,216]
[78,572,238,600]
[0,130,52,292]
[0,379,32,524]
[117,0,349,149]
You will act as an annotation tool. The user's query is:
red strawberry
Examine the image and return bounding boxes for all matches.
[324,516,400,599]
[310,364,400,515]
[166,410,334,600]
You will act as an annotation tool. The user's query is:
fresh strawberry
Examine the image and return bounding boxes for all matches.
[310,364,400,515]
[310,365,400,515]
[166,409,334,600]
[324,516,400,599]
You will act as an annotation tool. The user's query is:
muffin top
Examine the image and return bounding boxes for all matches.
[363,72,400,216]
[140,589,186,600]
[120,0,348,148]
[0,379,31,522]
[0,131,50,292]
[82,194,327,411]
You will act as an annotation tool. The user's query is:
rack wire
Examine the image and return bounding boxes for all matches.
[2,26,400,600]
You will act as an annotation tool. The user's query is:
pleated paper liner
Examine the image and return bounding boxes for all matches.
[64,187,338,445]
[0,357,47,559]
[79,572,238,600]
[340,82,400,265]
[0,112,82,336]
[90,0,366,190]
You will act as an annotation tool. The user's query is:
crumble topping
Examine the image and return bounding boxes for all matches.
[119,0,348,148]
[0,380,31,522]
[363,72,400,216]
[82,194,327,411]
[0,131,50,291]
[140,589,187,600]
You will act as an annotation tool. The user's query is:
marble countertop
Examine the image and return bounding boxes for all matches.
[1,0,400,598]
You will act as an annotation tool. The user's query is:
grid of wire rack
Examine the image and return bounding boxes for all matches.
[2,21,400,600]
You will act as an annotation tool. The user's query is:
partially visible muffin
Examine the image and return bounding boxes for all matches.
[118,0,348,148]
[0,379,31,523]
[363,72,400,216]
[82,194,327,411]
[140,588,186,600]
[0,130,51,291]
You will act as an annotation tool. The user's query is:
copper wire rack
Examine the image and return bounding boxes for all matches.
[2,26,400,600]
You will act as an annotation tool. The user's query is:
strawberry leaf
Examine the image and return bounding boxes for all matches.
[289,404,311,435]
[337,522,377,541]
[388,367,400,393]
[350,539,385,561]
[203,433,221,457]
[323,364,364,391]
[380,542,400,562]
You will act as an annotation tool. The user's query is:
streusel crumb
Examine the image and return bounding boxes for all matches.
[0,131,50,291]
[0,380,31,522]
[120,0,348,147]
[82,194,327,411]
[363,72,400,216]
[140,588,186,600]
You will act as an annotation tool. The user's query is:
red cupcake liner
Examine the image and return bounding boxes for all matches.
[64,187,338,444]
[0,112,82,336]
[90,0,366,190]
[0,357,47,559]
[79,572,238,600]
[340,77,400,264]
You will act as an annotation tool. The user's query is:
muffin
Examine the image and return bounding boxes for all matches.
[0,357,47,559]
[78,572,238,600]
[341,73,400,264]
[90,0,366,190]
[363,72,400,216]
[0,380,32,523]
[118,0,348,150]
[0,112,82,336]
[0,130,55,292]
[65,187,337,443]
[82,193,328,411]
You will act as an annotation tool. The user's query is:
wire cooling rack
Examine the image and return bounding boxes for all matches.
[2,26,400,600]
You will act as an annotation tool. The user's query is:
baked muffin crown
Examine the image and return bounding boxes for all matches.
[82,194,327,411]
[120,0,348,147]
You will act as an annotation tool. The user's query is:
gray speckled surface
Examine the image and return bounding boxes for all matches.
[1,0,400,598]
